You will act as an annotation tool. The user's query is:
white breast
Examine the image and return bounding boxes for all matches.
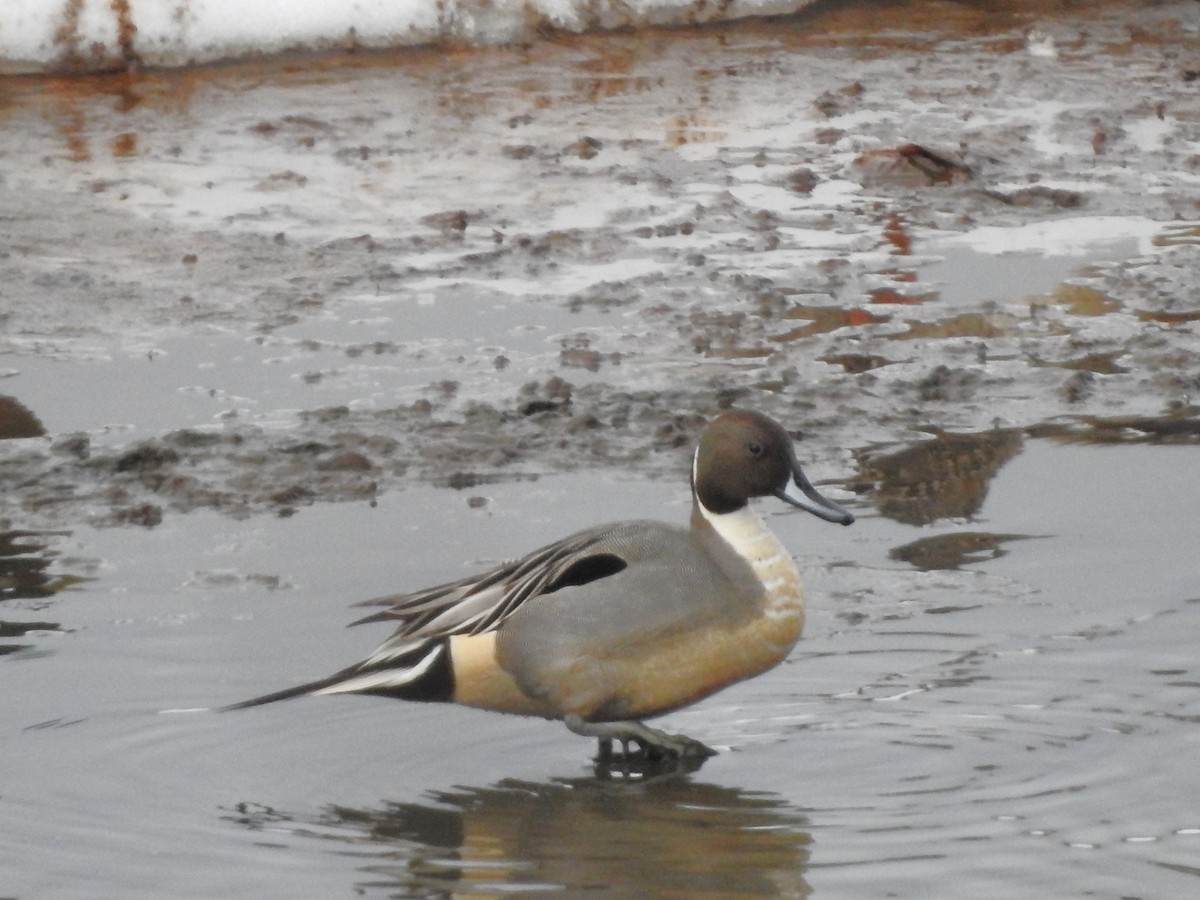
[698,502,805,618]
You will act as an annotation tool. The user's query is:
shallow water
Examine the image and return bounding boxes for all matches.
[7,287,586,445]
[3,439,1199,898]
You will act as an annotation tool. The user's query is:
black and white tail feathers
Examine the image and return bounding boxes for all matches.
[224,522,637,714]
[223,640,453,711]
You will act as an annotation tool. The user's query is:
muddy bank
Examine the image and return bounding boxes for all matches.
[1,0,1199,530]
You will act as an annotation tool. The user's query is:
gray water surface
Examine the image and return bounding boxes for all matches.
[3,439,1197,898]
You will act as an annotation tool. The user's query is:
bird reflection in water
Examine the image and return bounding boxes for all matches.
[226,774,813,897]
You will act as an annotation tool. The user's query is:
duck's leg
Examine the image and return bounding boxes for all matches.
[565,714,716,759]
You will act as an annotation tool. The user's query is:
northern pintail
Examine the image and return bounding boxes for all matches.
[228,409,854,759]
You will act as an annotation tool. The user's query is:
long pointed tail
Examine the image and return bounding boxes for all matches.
[221,670,355,711]
[222,640,453,711]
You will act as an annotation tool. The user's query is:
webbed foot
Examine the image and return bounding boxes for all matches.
[565,715,717,761]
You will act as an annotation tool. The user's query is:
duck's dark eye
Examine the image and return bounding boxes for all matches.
[747,441,765,457]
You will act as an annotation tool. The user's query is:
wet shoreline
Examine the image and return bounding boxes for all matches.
[4,3,1198,531]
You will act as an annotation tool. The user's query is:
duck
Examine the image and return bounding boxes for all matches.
[227,409,854,760]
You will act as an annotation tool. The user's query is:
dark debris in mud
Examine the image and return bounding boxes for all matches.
[7,363,1198,531]
[0,383,734,526]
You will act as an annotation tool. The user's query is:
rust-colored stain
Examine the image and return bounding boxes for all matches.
[772,305,890,342]
[44,87,91,162]
[869,287,936,306]
[1135,308,1200,325]
[110,131,137,157]
[878,267,918,283]
[575,45,639,76]
[882,212,912,255]
[890,312,1058,341]
[49,0,142,73]
[38,72,144,161]
[575,75,664,102]
[571,46,665,103]
[666,114,726,146]
[8,46,212,162]
[1031,284,1122,317]
[110,0,140,68]
[50,0,85,70]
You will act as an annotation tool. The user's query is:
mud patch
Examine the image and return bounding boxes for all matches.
[1,1,1199,531]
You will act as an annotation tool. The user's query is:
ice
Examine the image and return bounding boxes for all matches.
[0,0,821,73]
